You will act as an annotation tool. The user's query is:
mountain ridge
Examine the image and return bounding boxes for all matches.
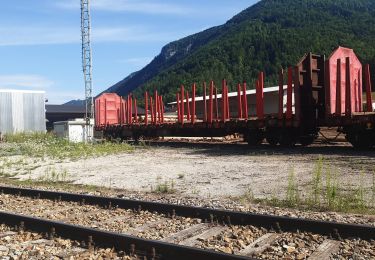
[104,0,375,103]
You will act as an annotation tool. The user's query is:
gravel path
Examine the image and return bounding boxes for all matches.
[0,192,374,259]
[0,224,130,259]
[13,142,375,201]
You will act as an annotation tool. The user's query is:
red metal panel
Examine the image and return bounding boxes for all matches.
[294,66,301,121]
[237,84,242,119]
[97,100,99,126]
[203,82,207,122]
[324,60,331,117]
[242,82,248,119]
[365,64,373,112]
[358,70,362,112]
[328,47,362,115]
[286,67,293,120]
[134,99,138,123]
[192,84,196,124]
[150,96,154,125]
[125,98,129,124]
[98,100,101,126]
[336,59,342,115]
[203,83,207,122]
[345,57,352,116]
[180,85,184,125]
[123,99,126,125]
[158,95,162,124]
[160,96,164,123]
[154,91,158,125]
[278,69,284,119]
[215,87,219,121]
[119,98,124,125]
[95,93,122,126]
[129,96,133,125]
[145,92,149,125]
[226,84,230,119]
[177,93,181,123]
[208,81,214,124]
[104,100,107,125]
[256,72,264,119]
[186,91,190,121]
[221,80,226,121]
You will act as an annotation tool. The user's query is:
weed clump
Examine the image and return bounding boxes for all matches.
[3,132,134,160]
[240,156,375,215]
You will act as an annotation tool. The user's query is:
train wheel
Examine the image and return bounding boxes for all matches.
[266,136,279,146]
[279,131,296,147]
[132,134,140,144]
[265,129,280,146]
[245,130,264,146]
[346,131,374,149]
[299,136,315,147]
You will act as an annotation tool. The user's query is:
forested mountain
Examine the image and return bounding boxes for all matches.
[105,0,375,103]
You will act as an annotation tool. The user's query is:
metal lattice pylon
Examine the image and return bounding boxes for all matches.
[81,0,94,142]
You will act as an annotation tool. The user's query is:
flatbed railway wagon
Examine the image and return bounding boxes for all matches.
[95,47,375,148]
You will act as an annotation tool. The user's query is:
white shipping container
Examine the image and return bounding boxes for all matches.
[53,119,94,143]
[0,89,46,134]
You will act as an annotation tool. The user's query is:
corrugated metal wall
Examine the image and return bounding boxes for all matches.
[0,90,46,134]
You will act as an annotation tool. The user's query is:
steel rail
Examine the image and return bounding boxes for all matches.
[1,186,374,240]
[0,211,251,260]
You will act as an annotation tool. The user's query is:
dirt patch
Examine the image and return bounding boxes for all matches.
[15,142,375,200]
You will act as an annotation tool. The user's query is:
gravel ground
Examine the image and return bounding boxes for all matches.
[0,224,131,259]
[196,225,267,254]
[11,140,375,202]
[259,232,324,259]
[0,192,374,259]
[334,239,375,259]
[1,134,375,259]
[0,194,199,240]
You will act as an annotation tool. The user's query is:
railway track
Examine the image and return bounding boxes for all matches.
[0,186,374,259]
[0,220,130,259]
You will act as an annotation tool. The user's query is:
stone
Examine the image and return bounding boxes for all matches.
[283,245,296,253]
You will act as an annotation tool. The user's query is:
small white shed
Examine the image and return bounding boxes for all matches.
[53,119,93,143]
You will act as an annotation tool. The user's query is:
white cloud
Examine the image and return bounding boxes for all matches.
[0,26,187,46]
[45,90,84,105]
[119,57,153,67]
[0,74,54,90]
[56,0,191,15]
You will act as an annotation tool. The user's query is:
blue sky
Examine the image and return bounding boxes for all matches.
[0,0,258,104]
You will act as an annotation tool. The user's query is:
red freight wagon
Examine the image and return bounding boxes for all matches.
[96,47,375,149]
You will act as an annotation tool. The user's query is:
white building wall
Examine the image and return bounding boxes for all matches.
[0,90,46,134]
